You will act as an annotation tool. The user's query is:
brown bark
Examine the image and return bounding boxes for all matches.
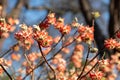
[109,0,120,37]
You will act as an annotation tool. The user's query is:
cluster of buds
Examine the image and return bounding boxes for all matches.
[14,24,33,50]
[104,30,120,50]
[33,25,53,47]
[77,25,94,44]
[7,17,19,25]
[104,38,117,50]
[26,65,34,74]
[99,59,109,66]
[98,59,112,73]
[71,44,84,68]
[15,24,53,48]
[51,54,67,79]
[11,53,21,61]
[27,52,38,62]
[0,58,12,67]
[36,13,71,35]
[89,71,103,80]
[0,58,12,75]
[71,17,80,27]
[104,38,118,50]
[56,58,66,72]
[51,54,66,72]
[39,13,56,29]
[54,17,71,34]
[0,18,15,38]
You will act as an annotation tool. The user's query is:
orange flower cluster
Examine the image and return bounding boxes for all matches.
[104,38,118,50]
[39,13,56,29]
[15,24,53,48]
[15,24,33,49]
[11,53,21,61]
[14,13,72,49]
[89,71,103,80]
[15,24,33,41]
[0,58,12,75]
[33,28,53,47]
[104,31,120,50]
[78,25,94,44]
[39,13,71,34]
[54,17,71,34]
[71,44,84,68]
[51,54,66,73]
[0,18,15,38]
[27,52,38,62]
[56,58,66,72]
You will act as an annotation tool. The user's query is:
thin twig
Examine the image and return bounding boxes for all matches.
[0,43,18,58]
[80,61,98,79]
[24,53,32,68]
[77,46,90,80]
[0,64,13,80]
[38,43,56,80]
[23,41,34,80]
[46,34,64,55]
[0,48,12,58]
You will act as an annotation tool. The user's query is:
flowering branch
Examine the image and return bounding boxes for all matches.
[38,42,56,79]
[88,28,120,64]
[22,36,76,79]
[22,30,78,79]
[81,61,99,79]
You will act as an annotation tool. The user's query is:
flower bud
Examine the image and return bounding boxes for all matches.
[90,48,98,53]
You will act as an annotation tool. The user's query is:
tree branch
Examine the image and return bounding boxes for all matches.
[0,64,13,80]
[78,0,105,58]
